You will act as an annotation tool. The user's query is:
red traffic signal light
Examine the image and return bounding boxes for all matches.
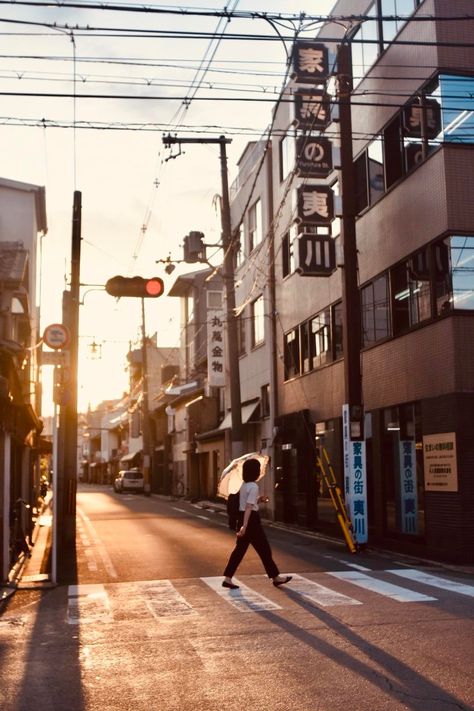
[105,276,165,299]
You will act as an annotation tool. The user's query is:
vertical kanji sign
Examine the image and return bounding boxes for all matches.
[207,310,225,387]
[342,405,368,544]
[399,439,418,534]
[293,41,329,83]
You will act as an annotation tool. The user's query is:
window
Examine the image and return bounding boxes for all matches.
[248,199,263,252]
[362,274,390,346]
[354,137,385,213]
[434,74,474,145]
[233,224,244,268]
[207,291,222,310]
[279,131,296,182]
[352,1,422,86]
[445,236,474,310]
[332,301,344,360]
[311,310,331,368]
[392,248,431,334]
[251,295,265,346]
[284,329,300,380]
[237,312,246,356]
[261,384,270,418]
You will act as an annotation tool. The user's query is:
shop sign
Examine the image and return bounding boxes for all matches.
[207,310,225,387]
[296,136,333,178]
[297,185,334,225]
[292,41,329,83]
[295,233,335,276]
[342,404,368,544]
[403,98,441,139]
[423,432,458,492]
[399,440,418,534]
[294,90,331,130]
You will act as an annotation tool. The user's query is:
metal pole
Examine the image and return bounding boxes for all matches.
[141,298,152,494]
[218,137,244,457]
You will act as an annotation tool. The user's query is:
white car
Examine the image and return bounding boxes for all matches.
[114,469,145,494]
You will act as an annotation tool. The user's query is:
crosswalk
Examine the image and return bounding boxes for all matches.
[66,568,474,625]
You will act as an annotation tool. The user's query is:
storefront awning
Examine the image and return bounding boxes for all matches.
[218,400,260,430]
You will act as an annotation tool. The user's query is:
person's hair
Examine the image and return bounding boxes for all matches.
[242,458,260,482]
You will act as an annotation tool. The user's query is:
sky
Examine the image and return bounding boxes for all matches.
[0,0,335,413]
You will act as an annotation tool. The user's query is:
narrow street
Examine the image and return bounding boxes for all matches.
[1,484,473,711]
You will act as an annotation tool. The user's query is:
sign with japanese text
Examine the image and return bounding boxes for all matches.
[295,233,335,276]
[297,185,334,225]
[423,432,458,492]
[294,90,331,130]
[296,136,333,178]
[292,41,329,83]
[342,404,368,544]
[399,440,418,534]
[207,309,225,387]
[403,98,441,139]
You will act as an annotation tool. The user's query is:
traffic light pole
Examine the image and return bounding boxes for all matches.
[163,135,244,458]
[141,297,152,495]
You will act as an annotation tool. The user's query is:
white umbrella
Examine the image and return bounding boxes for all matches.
[217,452,270,498]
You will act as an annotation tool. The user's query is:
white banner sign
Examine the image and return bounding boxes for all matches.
[342,404,368,544]
[207,310,225,387]
[423,432,458,492]
[399,440,418,534]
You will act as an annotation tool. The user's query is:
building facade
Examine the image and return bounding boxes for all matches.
[225,0,474,563]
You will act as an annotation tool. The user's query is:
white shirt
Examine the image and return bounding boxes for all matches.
[239,481,259,512]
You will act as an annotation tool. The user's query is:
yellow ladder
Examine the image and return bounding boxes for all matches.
[317,447,359,554]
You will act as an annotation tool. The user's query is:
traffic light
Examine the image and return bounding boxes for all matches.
[105,276,165,298]
[183,231,205,263]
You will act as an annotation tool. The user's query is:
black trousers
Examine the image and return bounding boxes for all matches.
[223,510,280,579]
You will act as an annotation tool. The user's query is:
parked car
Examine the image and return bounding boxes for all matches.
[114,469,145,494]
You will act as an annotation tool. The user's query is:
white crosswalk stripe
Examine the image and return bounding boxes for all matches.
[287,573,362,607]
[66,567,473,624]
[201,576,282,611]
[387,569,474,597]
[328,570,437,602]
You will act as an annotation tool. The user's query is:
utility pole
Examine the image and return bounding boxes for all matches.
[58,190,81,578]
[162,135,244,458]
[141,297,152,495]
[337,43,368,545]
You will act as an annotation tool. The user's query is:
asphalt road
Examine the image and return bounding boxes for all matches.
[1,484,473,711]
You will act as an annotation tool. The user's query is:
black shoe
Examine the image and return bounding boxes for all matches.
[273,575,292,588]
[222,581,239,590]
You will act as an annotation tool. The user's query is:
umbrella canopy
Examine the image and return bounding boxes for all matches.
[217,452,270,498]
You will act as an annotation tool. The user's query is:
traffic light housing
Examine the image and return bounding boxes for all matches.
[183,231,205,263]
[105,276,165,298]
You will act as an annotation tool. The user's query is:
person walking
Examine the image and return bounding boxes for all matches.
[222,457,292,590]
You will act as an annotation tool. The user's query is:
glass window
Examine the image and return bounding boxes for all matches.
[354,152,369,213]
[284,329,300,380]
[392,248,431,334]
[237,312,246,356]
[251,294,265,346]
[367,137,385,205]
[332,301,344,360]
[233,224,244,268]
[436,74,474,144]
[448,236,474,309]
[300,321,312,373]
[362,274,390,346]
[261,384,270,418]
[248,199,263,252]
[279,130,296,182]
[311,310,331,368]
[350,3,379,86]
[381,0,417,47]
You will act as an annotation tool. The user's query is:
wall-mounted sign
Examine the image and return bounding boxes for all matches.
[423,432,458,492]
[207,310,225,387]
[295,233,335,276]
[403,98,441,139]
[292,41,329,83]
[342,404,368,544]
[296,136,333,178]
[43,323,70,350]
[294,90,331,130]
[296,185,334,225]
[399,439,418,534]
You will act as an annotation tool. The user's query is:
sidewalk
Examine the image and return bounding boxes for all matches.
[0,497,54,610]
